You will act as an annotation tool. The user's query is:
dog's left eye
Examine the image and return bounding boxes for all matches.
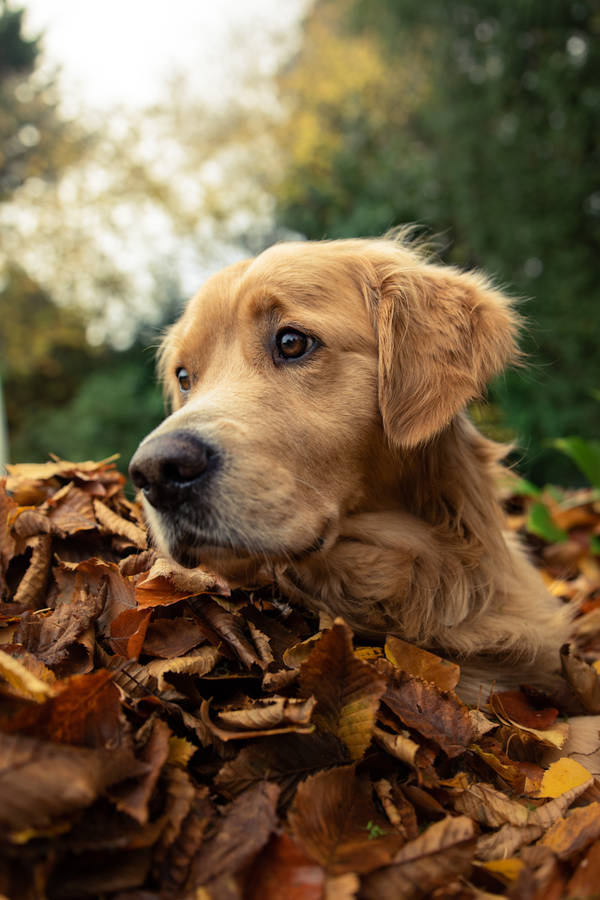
[275,328,315,362]
[176,367,191,393]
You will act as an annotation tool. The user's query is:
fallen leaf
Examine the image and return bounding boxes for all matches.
[109,607,152,659]
[541,802,600,858]
[480,857,525,882]
[0,647,53,701]
[13,534,52,607]
[535,757,594,798]
[93,498,147,548]
[247,833,326,900]
[454,781,529,827]
[288,765,405,875]
[566,840,600,898]
[385,635,460,691]
[0,731,148,831]
[0,669,124,749]
[146,645,221,691]
[110,717,171,824]
[560,644,600,713]
[215,731,348,801]
[491,689,559,730]
[298,620,386,760]
[360,815,476,900]
[382,672,473,758]
[200,696,315,741]
[142,616,205,658]
[188,782,279,888]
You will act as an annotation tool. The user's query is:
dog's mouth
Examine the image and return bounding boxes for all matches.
[166,520,334,571]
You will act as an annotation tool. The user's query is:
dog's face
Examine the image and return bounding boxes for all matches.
[129,238,518,575]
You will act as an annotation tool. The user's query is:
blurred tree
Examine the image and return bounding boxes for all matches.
[274,0,600,483]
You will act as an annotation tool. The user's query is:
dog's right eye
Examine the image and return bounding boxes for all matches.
[176,367,191,393]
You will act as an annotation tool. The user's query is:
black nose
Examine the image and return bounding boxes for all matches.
[129,430,219,511]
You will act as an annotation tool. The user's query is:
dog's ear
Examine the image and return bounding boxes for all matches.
[366,250,521,448]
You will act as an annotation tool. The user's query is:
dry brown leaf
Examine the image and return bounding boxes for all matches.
[93,498,147,548]
[109,607,152,659]
[560,644,600,713]
[383,672,473,758]
[201,696,315,741]
[142,616,205,659]
[476,823,543,862]
[146,645,221,691]
[215,731,348,801]
[490,689,559,730]
[540,802,600,858]
[46,483,97,535]
[215,695,316,732]
[246,833,326,900]
[566,840,600,898]
[298,620,386,760]
[0,648,53,701]
[110,717,171,824]
[0,731,148,832]
[385,635,460,692]
[16,583,102,673]
[373,726,420,768]
[194,597,260,668]
[361,815,476,900]
[454,781,529,827]
[288,764,405,875]
[189,782,279,888]
[0,669,124,748]
[13,534,52,607]
[135,558,229,608]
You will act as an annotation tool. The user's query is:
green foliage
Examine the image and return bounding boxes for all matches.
[526,502,568,544]
[551,436,600,490]
[0,3,38,75]
[274,0,600,484]
[10,347,164,473]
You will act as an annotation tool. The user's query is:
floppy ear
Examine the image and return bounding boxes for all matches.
[366,251,521,448]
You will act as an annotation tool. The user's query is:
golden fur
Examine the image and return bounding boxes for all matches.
[134,236,573,697]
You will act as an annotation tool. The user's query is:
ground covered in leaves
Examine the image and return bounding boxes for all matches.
[1,458,600,899]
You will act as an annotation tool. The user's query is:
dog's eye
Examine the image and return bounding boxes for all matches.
[176,367,191,393]
[275,328,315,362]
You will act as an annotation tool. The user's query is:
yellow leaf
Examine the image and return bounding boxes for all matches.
[481,858,525,881]
[593,660,600,675]
[0,649,53,701]
[167,736,196,768]
[535,757,593,798]
[355,646,384,661]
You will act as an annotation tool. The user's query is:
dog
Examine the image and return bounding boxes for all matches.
[129,235,574,700]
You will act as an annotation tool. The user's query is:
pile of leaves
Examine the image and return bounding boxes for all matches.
[1,457,600,900]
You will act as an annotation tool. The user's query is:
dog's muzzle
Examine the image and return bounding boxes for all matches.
[129,429,220,512]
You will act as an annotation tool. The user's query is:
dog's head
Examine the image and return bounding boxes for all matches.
[129,237,519,573]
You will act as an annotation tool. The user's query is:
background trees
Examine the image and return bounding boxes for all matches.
[274,0,600,482]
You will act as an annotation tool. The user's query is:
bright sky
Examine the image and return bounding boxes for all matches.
[23,0,308,111]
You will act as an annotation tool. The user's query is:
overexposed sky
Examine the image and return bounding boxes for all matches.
[23,0,308,111]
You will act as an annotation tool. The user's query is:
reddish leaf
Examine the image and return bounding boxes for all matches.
[142,616,206,658]
[110,608,152,659]
[247,833,325,900]
[0,669,123,748]
[491,689,559,730]
[288,765,405,875]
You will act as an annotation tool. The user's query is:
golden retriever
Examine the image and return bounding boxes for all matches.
[130,235,573,698]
